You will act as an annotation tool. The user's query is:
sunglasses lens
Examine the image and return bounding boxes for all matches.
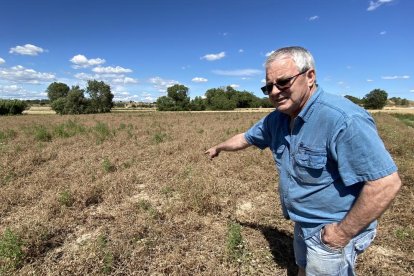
[277,79,290,87]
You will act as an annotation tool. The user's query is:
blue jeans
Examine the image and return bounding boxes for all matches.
[294,223,376,276]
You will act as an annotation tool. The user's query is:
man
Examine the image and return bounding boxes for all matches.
[205,46,401,275]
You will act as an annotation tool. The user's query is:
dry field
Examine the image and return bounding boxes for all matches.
[0,111,413,275]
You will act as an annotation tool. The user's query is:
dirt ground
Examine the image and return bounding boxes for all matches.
[0,111,413,275]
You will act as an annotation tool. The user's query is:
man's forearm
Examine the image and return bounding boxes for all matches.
[205,133,251,159]
[338,172,402,238]
[215,133,251,152]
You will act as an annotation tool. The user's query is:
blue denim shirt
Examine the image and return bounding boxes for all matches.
[244,87,397,239]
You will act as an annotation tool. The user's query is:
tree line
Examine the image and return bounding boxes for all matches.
[156,84,273,111]
[46,80,114,115]
[1,84,412,116]
[345,89,411,110]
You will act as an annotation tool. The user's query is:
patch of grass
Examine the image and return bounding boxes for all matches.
[161,186,174,198]
[0,228,24,273]
[58,190,74,207]
[102,157,116,173]
[395,227,414,241]
[0,129,17,143]
[54,119,86,138]
[153,131,168,144]
[93,121,112,144]
[136,199,161,219]
[226,222,244,262]
[97,235,114,274]
[33,125,52,142]
[390,113,414,127]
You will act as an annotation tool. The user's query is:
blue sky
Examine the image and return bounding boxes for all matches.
[0,0,413,102]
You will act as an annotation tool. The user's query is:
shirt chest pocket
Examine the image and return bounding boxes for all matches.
[294,146,333,184]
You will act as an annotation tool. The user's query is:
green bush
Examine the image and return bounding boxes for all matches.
[0,100,28,115]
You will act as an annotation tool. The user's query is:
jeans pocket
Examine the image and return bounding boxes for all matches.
[354,228,376,253]
[318,227,343,254]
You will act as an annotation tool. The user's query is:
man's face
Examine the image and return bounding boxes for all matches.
[265,57,314,118]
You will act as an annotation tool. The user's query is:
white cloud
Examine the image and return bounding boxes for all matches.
[0,57,5,64]
[149,76,179,92]
[92,66,132,74]
[201,51,226,61]
[309,15,319,21]
[70,54,106,68]
[74,72,137,86]
[266,51,275,57]
[380,31,387,35]
[381,75,410,80]
[410,89,414,93]
[112,77,138,84]
[229,84,239,89]
[9,44,44,56]
[0,84,45,99]
[212,69,262,77]
[367,0,394,11]
[239,49,244,53]
[367,79,374,82]
[0,65,55,84]
[192,77,208,83]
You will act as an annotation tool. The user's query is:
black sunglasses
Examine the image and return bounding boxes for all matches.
[261,69,308,95]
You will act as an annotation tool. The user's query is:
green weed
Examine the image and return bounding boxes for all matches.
[0,129,17,143]
[153,132,168,144]
[58,190,74,207]
[33,125,52,142]
[54,119,86,138]
[136,199,160,219]
[102,157,116,173]
[390,113,414,128]
[227,222,244,262]
[97,235,114,274]
[395,227,414,241]
[0,228,24,272]
[93,121,112,144]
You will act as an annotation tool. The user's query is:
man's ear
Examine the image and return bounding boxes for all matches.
[306,69,316,87]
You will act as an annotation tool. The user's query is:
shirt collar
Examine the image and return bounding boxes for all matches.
[297,86,323,122]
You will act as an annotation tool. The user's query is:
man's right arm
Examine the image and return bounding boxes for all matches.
[205,133,251,159]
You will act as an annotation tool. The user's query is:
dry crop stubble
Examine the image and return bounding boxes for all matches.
[0,111,413,275]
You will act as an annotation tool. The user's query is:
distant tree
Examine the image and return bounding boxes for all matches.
[51,98,67,115]
[190,96,206,111]
[167,84,190,111]
[64,86,87,114]
[47,82,70,102]
[400,98,409,106]
[344,95,362,105]
[156,96,176,111]
[363,89,388,109]
[85,80,114,113]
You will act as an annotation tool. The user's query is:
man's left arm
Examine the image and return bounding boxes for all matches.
[322,172,402,248]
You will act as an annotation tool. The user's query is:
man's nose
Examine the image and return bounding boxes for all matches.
[269,84,282,95]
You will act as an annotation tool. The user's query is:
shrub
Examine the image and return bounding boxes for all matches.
[0,228,24,272]
[0,100,28,115]
[33,125,52,142]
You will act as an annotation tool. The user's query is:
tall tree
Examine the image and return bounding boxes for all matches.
[363,89,388,109]
[86,80,114,113]
[47,82,70,102]
[167,84,190,111]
